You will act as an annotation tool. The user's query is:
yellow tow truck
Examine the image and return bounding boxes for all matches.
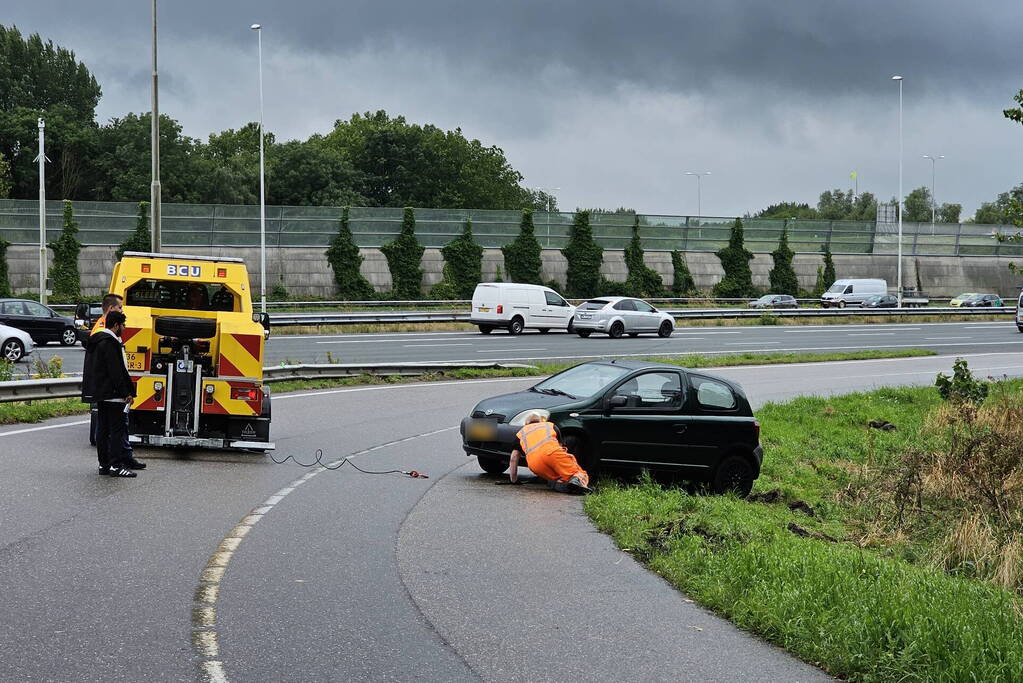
[109,252,274,450]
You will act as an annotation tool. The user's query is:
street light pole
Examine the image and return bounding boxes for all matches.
[684,171,710,223]
[150,0,161,252]
[251,23,266,314]
[923,154,944,227]
[892,75,903,307]
[36,118,48,305]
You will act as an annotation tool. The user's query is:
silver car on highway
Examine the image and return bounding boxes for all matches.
[1,322,35,362]
[572,297,675,338]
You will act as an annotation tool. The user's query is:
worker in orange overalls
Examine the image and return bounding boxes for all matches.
[508,412,591,493]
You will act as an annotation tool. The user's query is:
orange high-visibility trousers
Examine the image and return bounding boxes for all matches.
[525,442,589,487]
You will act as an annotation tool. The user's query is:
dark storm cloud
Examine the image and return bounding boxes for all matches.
[11,0,1017,99]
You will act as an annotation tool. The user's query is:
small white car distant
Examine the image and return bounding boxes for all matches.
[0,322,35,362]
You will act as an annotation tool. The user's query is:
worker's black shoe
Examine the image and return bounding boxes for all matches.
[566,476,592,494]
[108,467,138,478]
[125,458,147,470]
[98,466,111,476]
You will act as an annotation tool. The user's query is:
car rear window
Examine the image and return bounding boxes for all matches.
[578,300,610,310]
[692,377,737,410]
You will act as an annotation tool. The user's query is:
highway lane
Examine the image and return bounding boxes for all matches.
[3,353,1023,681]
[25,320,1023,376]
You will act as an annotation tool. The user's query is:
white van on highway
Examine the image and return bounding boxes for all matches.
[470,283,575,334]
[821,279,888,308]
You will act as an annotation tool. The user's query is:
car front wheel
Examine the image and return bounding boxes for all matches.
[477,455,508,474]
[658,321,673,338]
[712,455,755,497]
[562,434,593,474]
[608,321,625,339]
[60,327,78,346]
[2,338,25,362]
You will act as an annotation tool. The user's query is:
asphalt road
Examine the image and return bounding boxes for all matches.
[27,319,1023,375]
[3,353,1023,682]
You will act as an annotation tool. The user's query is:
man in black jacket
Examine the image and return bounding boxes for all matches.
[87,311,139,478]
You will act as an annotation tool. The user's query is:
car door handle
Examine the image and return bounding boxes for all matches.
[674,424,688,434]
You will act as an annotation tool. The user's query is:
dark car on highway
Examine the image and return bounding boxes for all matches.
[962,293,1003,307]
[460,360,763,496]
[861,294,898,308]
[0,298,79,346]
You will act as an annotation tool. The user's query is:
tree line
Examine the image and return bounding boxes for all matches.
[0,25,550,212]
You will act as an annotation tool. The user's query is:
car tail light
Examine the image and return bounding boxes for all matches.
[496,305,503,314]
[231,387,259,401]
[753,420,761,441]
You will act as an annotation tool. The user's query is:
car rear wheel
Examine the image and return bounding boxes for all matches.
[60,327,78,346]
[2,338,24,362]
[477,455,508,474]
[658,321,673,338]
[576,330,592,338]
[711,455,755,497]
[508,317,524,335]
[478,325,493,334]
[608,321,625,339]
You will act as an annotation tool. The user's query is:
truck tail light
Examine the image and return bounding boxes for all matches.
[496,305,503,314]
[231,387,259,401]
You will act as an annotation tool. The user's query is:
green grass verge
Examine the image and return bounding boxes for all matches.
[0,349,936,427]
[584,379,1023,682]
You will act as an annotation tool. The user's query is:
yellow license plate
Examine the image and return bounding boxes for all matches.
[125,351,146,371]
[467,420,497,441]
[478,307,491,312]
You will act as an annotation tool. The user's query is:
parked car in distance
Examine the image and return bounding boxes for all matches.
[73,302,103,342]
[957,293,1003,307]
[0,298,78,346]
[861,294,899,308]
[572,297,675,338]
[0,322,35,362]
[820,279,887,308]
[948,293,978,307]
[1017,291,1023,332]
[749,294,798,309]
[470,283,575,335]
[460,360,763,496]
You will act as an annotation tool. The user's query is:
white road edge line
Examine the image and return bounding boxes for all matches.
[0,419,90,438]
[190,425,458,683]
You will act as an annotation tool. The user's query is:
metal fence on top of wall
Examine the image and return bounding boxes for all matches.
[0,199,1019,257]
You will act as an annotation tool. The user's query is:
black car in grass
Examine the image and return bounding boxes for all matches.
[460,360,763,496]
[0,298,79,346]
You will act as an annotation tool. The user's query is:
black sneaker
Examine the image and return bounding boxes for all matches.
[108,467,138,478]
[566,476,592,494]
[98,466,111,476]
[125,458,147,470]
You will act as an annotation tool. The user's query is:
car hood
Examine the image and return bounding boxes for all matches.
[471,389,581,422]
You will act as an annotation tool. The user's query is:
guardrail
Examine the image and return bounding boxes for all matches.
[0,362,536,403]
[266,305,1016,326]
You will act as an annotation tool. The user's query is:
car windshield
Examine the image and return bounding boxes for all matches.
[826,283,846,293]
[754,296,773,303]
[865,295,881,303]
[956,293,976,299]
[578,300,610,310]
[531,363,632,399]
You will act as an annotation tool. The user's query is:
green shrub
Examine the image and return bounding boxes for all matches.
[48,200,81,300]
[271,279,288,300]
[428,275,461,300]
[562,210,603,298]
[597,278,630,297]
[768,226,799,296]
[812,265,826,297]
[116,201,152,259]
[0,238,12,298]
[501,209,543,284]
[822,244,836,289]
[0,359,14,382]
[670,250,699,297]
[380,207,424,299]
[935,358,989,404]
[493,265,504,283]
[437,219,483,298]
[712,218,755,298]
[545,279,562,292]
[758,312,780,325]
[325,206,374,300]
[624,215,663,297]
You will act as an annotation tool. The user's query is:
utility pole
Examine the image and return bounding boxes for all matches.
[892,75,904,308]
[35,118,49,305]
[150,0,162,252]
[251,23,266,313]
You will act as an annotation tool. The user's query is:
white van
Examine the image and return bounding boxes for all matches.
[1016,291,1023,333]
[470,283,575,334]
[821,279,888,308]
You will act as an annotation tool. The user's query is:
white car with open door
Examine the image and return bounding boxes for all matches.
[571,297,675,338]
[470,283,575,334]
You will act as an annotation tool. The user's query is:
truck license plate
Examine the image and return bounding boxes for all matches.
[467,420,497,441]
[125,351,146,371]
[478,307,490,312]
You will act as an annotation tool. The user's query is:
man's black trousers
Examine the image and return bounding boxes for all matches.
[97,401,128,469]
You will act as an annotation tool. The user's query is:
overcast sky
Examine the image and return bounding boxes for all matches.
[8,1,1023,217]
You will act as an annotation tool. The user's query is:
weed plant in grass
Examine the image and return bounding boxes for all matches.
[584,376,1023,682]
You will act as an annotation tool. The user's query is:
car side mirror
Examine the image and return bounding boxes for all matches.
[607,394,628,410]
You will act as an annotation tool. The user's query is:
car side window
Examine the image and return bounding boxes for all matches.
[24,302,51,317]
[545,291,567,307]
[1,301,25,315]
[692,377,737,410]
[846,285,854,294]
[612,372,683,410]
[613,299,635,311]
[632,300,655,313]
